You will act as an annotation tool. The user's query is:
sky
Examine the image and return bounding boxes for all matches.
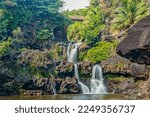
[63,0,89,11]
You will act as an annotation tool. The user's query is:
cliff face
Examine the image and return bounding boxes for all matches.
[117,15,150,65]
[116,15,150,99]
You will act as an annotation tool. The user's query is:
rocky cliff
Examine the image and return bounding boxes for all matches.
[117,15,150,65]
[116,15,150,99]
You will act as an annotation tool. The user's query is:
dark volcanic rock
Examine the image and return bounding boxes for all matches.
[0,75,20,96]
[78,61,93,77]
[107,78,135,94]
[22,76,81,95]
[57,77,81,94]
[55,61,74,77]
[101,55,131,75]
[101,55,149,79]
[117,15,150,65]
[22,78,55,95]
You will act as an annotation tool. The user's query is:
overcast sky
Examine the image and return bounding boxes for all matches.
[63,0,89,10]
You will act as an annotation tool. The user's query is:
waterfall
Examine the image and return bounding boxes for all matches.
[91,65,107,94]
[50,80,56,95]
[52,84,56,95]
[67,43,107,94]
[67,42,90,94]
[68,42,81,63]
[74,64,90,94]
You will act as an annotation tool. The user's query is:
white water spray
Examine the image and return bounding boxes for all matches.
[67,42,90,94]
[74,64,90,94]
[91,65,107,94]
[68,42,81,63]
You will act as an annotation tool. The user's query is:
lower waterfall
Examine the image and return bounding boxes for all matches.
[74,64,90,94]
[90,64,107,94]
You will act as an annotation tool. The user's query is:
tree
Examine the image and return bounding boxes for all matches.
[0,0,68,80]
[67,0,105,45]
[111,0,150,31]
[0,0,68,44]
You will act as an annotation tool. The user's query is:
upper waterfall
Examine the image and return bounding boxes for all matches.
[67,42,81,63]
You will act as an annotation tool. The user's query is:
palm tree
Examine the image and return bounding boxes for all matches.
[111,0,150,31]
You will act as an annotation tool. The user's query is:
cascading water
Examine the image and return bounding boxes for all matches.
[68,42,81,63]
[74,64,90,94]
[91,65,107,94]
[51,83,56,95]
[67,42,90,94]
[67,42,107,94]
[50,79,56,95]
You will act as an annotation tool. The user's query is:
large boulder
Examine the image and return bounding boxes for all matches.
[57,77,81,94]
[101,55,149,79]
[117,15,150,65]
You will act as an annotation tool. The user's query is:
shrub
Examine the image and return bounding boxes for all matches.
[85,41,118,63]
[0,38,13,58]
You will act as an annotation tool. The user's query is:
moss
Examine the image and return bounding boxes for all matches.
[79,52,87,61]
[105,74,131,81]
[107,77,128,81]
[116,62,125,68]
[147,66,150,69]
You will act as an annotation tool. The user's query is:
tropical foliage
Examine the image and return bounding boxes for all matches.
[0,0,68,80]
[111,0,150,31]
[67,0,105,45]
[0,0,150,95]
[85,41,118,63]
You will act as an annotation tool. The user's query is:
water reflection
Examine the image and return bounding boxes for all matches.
[0,94,122,100]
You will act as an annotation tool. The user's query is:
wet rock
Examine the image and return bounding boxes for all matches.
[0,75,20,96]
[23,90,43,96]
[117,15,150,65]
[58,77,81,94]
[22,78,54,95]
[55,61,74,77]
[78,61,93,77]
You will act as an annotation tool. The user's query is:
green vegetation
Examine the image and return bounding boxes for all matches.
[67,0,105,45]
[64,8,88,17]
[107,76,129,81]
[105,74,131,81]
[79,52,87,61]
[85,41,118,63]
[111,0,150,31]
[66,0,150,63]
[0,0,68,80]
[0,0,150,95]
[0,38,13,58]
